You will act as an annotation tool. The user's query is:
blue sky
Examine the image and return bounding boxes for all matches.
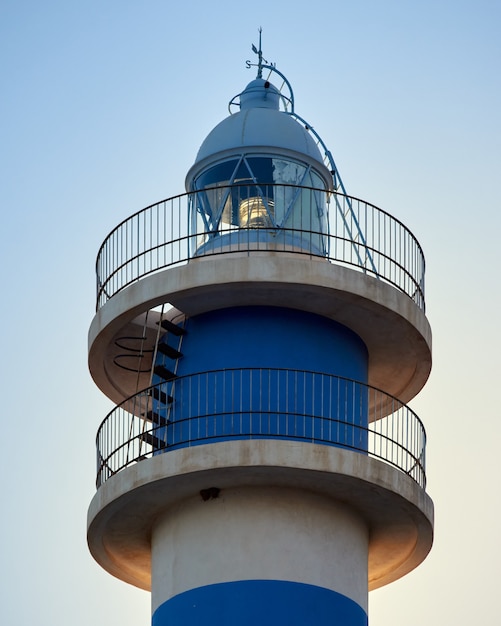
[1,1,500,624]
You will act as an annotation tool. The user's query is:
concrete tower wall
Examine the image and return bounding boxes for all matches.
[151,486,368,625]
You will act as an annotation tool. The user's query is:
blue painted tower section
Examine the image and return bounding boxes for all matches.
[153,581,367,626]
[151,307,369,451]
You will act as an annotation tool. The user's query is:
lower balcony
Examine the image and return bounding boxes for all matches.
[95,368,426,490]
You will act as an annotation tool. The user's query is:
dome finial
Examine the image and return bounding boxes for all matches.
[251,27,266,79]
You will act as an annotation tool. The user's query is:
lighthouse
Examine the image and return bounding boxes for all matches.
[87,38,433,626]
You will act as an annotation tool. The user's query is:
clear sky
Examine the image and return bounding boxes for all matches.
[1,1,500,624]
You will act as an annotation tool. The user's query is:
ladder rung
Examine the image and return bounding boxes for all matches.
[144,410,168,426]
[149,388,173,404]
[154,365,177,381]
[159,319,186,336]
[140,432,167,450]
[157,342,182,359]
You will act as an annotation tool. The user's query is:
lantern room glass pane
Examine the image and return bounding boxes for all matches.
[191,156,329,255]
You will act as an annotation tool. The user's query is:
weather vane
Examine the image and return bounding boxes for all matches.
[252,27,267,78]
[246,27,274,77]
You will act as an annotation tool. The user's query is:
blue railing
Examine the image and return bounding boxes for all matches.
[95,185,425,311]
[95,368,426,489]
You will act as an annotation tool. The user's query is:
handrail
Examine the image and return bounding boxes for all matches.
[95,369,427,490]
[95,185,425,312]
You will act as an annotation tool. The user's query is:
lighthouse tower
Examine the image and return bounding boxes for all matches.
[87,41,433,626]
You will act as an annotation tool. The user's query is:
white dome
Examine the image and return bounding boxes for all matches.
[202,107,322,161]
[185,79,328,189]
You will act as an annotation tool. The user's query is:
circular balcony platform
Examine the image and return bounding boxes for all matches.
[87,440,433,593]
[88,254,432,407]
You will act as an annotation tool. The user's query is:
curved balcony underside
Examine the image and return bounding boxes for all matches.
[88,255,432,409]
[87,440,433,594]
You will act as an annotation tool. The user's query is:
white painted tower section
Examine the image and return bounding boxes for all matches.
[151,486,369,613]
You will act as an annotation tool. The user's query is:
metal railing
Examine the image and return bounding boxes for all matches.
[95,185,425,311]
[95,368,426,490]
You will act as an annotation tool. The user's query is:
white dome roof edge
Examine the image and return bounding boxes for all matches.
[185,145,334,192]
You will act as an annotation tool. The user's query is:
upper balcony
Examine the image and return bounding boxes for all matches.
[95,184,425,313]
